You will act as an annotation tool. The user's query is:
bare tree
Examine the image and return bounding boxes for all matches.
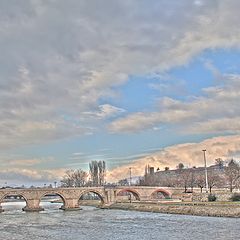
[73,169,88,187]
[163,175,178,187]
[177,169,191,193]
[225,159,240,192]
[61,170,74,187]
[189,168,196,192]
[208,171,222,193]
[196,173,205,193]
[61,169,88,187]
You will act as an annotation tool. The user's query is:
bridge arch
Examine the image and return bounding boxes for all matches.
[39,191,67,209]
[0,193,28,211]
[0,192,28,202]
[116,189,141,201]
[150,189,171,199]
[79,190,106,204]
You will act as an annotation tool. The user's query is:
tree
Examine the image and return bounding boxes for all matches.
[181,171,191,193]
[89,160,106,186]
[189,168,196,192]
[73,169,88,187]
[89,161,99,186]
[118,178,129,186]
[61,169,88,187]
[61,170,74,187]
[98,160,106,186]
[176,168,191,193]
[162,175,178,187]
[225,159,240,192]
[177,163,184,170]
[208,172,221,193]
[196,174,205,193]
[164,167,169,171]
[215,158,224,169]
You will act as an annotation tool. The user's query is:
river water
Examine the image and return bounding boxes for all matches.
[0,202,239,240]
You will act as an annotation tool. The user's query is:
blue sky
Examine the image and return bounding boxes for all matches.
[1,0,240,185]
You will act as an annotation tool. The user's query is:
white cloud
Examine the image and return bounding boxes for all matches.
[83,104,125,119]
[97,104,126,118]
[0,0,240,149]
[0,168,66,186]
[110,73,240,134]
[2,135,240,184]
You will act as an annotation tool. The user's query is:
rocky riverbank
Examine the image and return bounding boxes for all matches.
[103,202,240,218]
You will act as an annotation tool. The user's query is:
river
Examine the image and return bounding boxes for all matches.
[0,202,239,240]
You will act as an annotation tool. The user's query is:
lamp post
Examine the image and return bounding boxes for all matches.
[129,167,132,186]
[202,150,209,193]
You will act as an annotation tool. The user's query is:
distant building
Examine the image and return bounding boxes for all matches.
[142,163,227,189]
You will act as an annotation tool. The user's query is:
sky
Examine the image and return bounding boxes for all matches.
[1,0,240,186]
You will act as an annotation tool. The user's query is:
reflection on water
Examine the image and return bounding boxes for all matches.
[1,200,63,212]
[1,201,26,212]
[0,202,240,240]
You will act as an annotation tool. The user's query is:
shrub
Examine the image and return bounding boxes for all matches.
[208,194,217,202]
[230,193,240,201]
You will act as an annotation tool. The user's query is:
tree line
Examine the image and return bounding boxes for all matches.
[60,160,106,187]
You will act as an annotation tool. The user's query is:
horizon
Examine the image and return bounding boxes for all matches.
[1,0,240,186]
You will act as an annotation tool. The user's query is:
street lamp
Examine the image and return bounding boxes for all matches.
[202,150,209,193]
[129,167,132,186]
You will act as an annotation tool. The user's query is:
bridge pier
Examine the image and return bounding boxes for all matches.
[22,199,44,212]
[60,198,81,211]
[105,189,117,204]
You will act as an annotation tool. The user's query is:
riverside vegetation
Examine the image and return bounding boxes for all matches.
[103,201,240,218]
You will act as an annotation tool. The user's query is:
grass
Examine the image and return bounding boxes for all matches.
[124,201,240,207]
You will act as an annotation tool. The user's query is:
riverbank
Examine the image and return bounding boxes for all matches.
[79,200,102,207]
[103,202,240,218]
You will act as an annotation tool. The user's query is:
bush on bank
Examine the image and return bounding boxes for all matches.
[230,193,240,201]
[208,194,217,202]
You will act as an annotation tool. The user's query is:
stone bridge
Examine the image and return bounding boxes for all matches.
[0,186,183,212]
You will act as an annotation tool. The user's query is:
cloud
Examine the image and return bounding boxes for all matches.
[0,156,58,185]
[1,1,240,149]
[2,135,240,184]
[110,73,240,134]
[8,159,42,167]
[83,104,125,119]
[107,135,240,182]
[0,168,66,185]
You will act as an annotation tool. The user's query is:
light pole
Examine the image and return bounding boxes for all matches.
[129,167,132,186]
[202,150,209,193]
